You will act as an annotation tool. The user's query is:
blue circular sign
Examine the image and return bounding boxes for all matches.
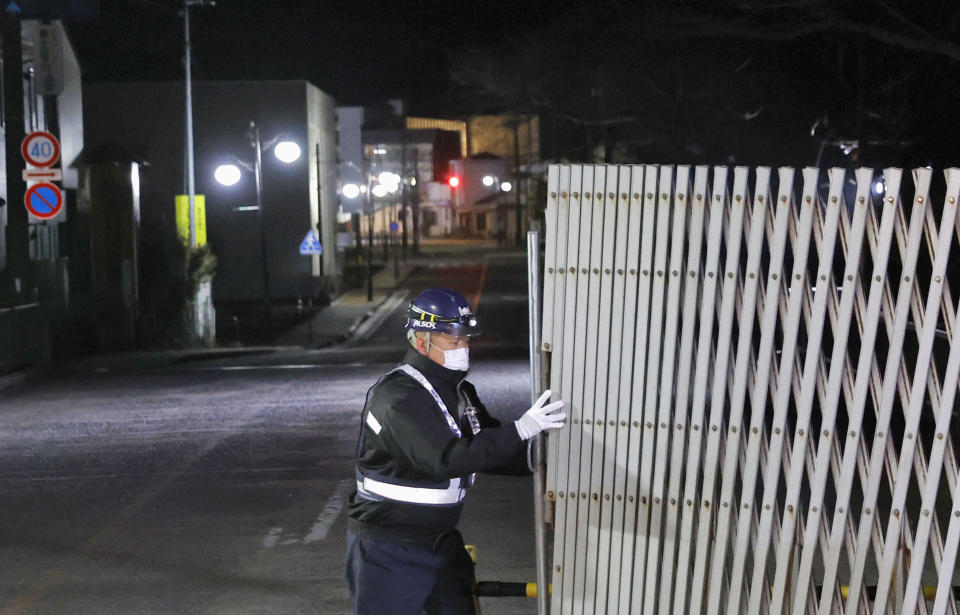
[24,182,63,219]
[390,221,399,232]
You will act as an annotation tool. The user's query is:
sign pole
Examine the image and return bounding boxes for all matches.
[3,5,29,285]
[392,220,399,281]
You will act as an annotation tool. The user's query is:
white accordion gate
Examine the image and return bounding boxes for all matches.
[540,164,960,614]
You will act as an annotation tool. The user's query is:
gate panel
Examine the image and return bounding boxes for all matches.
[540,164,960,614]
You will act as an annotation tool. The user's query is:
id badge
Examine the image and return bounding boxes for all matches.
[464,406,482,435]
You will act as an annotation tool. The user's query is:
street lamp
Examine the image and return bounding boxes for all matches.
[341,183,361,199]
[274,141,301,164]
[480,174,513,243]
[214,120,301,317]
[214,164,242,186]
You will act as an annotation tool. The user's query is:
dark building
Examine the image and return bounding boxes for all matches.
[1,20,85,369]
[83,80,339,311]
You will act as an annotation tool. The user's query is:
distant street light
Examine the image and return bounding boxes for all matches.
[378,171,401,188]
[371,183,389,198]
[214,164,242,187]
[478,174,512,245]
[213,120,301,317]
[341,183,361,199]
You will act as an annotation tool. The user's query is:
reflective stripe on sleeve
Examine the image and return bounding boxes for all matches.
[365,411,383,435]
[357,476,466,506]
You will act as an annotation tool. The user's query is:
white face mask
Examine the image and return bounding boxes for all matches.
[431,343,469,371]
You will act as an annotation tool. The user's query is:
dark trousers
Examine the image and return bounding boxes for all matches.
[346,529,476,615]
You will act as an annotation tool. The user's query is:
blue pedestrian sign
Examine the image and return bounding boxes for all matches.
[389,221,399,232]
[299,230,322,255]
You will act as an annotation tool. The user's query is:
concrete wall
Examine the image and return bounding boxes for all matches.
[307,84,338,280]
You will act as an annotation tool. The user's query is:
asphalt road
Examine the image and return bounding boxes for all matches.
[0,256,542,614]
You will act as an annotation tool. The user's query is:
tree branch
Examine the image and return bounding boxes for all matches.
[669,13,960,62]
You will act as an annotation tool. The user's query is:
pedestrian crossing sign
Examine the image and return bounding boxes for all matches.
[300,230,322,255]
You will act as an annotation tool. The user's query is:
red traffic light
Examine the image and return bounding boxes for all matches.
[448,176,460,188]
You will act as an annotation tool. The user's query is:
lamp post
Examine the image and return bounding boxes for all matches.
[249,121,269,316]
[214,121,301,319]
[482,175,513,244]
[340,160,402,301]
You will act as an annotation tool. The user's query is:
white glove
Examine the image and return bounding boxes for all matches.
[515,389,566,440]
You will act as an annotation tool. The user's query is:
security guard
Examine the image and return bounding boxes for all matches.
[346,288,565,615]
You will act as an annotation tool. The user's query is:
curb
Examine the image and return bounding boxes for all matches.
[316,265,415,349]
[321,288,409,349]
[0,365,40,393]
[312,290,393,349]
[343,289,409,348]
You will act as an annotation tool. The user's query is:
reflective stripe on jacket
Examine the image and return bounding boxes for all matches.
[348,348,530,543]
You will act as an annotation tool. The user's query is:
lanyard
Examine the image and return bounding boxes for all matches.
[394,364,462,438]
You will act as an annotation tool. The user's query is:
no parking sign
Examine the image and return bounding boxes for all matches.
[24,183,63,220]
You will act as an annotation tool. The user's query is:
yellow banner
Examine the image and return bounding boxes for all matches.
[175,194,207,247]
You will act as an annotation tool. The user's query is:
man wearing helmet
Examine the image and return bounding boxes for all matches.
[346,288,566,615]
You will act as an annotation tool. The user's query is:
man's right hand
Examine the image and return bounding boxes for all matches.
[514,390,566,440]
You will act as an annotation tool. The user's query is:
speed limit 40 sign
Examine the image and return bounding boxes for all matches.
[21,131,61,168]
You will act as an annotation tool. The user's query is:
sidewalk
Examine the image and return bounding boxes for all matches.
[0,240,527,380]
[270,238,522,349]
[271,259,414,349]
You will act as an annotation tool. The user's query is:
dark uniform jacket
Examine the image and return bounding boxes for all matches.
[349,348,530,544]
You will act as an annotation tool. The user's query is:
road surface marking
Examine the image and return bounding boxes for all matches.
[303,479,353,543]
[471,264,488,313]
[262,527,283,549]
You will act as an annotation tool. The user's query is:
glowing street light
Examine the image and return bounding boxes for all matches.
[212,121,302,317]
[274,141,302,164]
[500,181,513,192]
[378,171,401,187]
[214,164,242,187]
[371,183,389,198]
[342,183,361,199]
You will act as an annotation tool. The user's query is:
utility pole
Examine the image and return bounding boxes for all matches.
[512,116,523,247]
[183,0,214,342]
[183,0,198,251]
[183,0,214,248]
[411,147,420,254]
[364,157,373,302]
[3,4,28,289]
[400,136,408,261]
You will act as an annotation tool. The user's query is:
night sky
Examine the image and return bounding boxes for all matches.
[65,1,960,166]
[66,0,554,115]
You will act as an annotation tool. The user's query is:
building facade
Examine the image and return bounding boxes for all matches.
[407,114,541,243]
[1,19,85,368]
[83,80,339,307]
[340,127,461,243]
